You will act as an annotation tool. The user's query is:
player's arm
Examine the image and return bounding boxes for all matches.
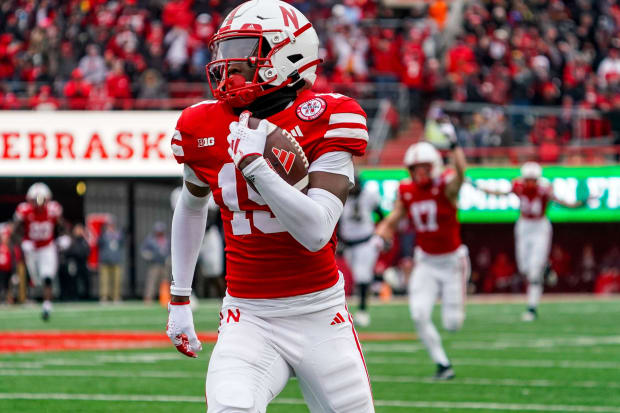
[242,155,349,252]
[167,165,210,358]
[550,194,585,208]
[474,179,513,197]
[375,196,406,243]
[229,114,350,252]
[444,145,467,204]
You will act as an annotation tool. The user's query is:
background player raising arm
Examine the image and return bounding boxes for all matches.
[474,162,585,209]
[375,138,469,380]
[473,162,586,321]
[376,141,467,242]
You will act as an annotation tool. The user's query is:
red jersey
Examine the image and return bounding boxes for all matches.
[14,201,62,248]
[512,179,552,219]
[398,171,461,255]
[0,244,12,272]
[172,90,368,298]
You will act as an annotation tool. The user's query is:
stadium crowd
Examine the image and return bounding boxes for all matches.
[0,0,619,113]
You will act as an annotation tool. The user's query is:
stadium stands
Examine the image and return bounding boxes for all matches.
[0,0,619,157]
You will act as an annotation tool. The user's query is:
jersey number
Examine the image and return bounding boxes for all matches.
[28,221,54,241]
[218,163,285,236]
[520,197,542,216]
[410,200,438,232]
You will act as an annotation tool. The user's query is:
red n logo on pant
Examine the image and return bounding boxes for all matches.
[226,309,241,323]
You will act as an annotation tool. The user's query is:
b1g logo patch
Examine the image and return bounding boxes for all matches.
[296,97,327,121]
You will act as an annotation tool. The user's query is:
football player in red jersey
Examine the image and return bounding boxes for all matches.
[13,182,63,320]
[165,1,374,411]
[476,162,585,321]
[375,140,469,380]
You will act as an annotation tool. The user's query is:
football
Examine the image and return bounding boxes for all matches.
[247,116,310,193]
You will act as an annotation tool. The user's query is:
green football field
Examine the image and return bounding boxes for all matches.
[1,297,620,413]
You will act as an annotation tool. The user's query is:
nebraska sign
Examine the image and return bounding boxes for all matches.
[0,111,184,177]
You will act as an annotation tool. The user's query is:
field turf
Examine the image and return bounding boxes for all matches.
[1,296,619,412]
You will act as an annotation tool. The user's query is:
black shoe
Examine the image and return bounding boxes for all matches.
[434,364,455,380]
[42,310,50,321]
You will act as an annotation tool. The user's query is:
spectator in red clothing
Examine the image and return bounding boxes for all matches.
[539,127,561,163]
[401,28,426,114]
[484,252,516,293]
[64,68,92,110]
[446,36,476,76]
[0,34,19,80]
[29,85,60,110]
[369,28,401,81]
[162,0,195,29]
[550,244,572,279]
[594,247,620,294]
[106,59,132,109]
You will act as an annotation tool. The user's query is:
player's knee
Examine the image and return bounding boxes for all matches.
[208,382,256,413]
[411,305,431,325]
[443,313,464,332]
[43,277,52,288]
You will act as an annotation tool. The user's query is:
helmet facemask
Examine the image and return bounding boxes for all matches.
[207,30,285,108]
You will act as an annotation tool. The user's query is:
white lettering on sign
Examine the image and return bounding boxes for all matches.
[363,175,619,214]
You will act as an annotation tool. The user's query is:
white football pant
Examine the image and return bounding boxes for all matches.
[23,242,58,286]
[515,217,552,309]
[409,245,470,366]
[515,217,552,283]
[343,239,379,285]
[206,302,374,413]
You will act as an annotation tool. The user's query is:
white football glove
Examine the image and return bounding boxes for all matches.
[21,240,35,253]
[166,302,202,358]
[439,121,458,147]
[227,111,269,172]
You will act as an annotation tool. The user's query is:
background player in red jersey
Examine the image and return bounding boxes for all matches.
[13,182,63,320]
[165,1,374,412]
[375,138,469,380]
[476,162,585,321]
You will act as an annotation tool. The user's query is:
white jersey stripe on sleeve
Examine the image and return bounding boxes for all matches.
[324,128,369,141]
[329,113,367,126]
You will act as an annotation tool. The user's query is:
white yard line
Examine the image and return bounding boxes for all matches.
[0,302,223,318]
[1,392,620,412]
[3,349,618,371]
[367,357,620,369]
[3,369,620,390]
[0,352,185,369]
[363,335,620,352]
[370,375,620,390]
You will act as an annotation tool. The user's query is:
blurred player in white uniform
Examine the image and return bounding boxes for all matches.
[477,162,584,321]
[165,1,374,411]
[339,177,384,327]
[376,138,468,380]
[13,183,63,320]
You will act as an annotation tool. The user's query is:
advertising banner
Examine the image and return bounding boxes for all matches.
[360,166,620,223]
[0,111,183,177]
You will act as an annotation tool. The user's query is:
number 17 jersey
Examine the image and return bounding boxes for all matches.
[398,171,462,255]
[171,90,368,299]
